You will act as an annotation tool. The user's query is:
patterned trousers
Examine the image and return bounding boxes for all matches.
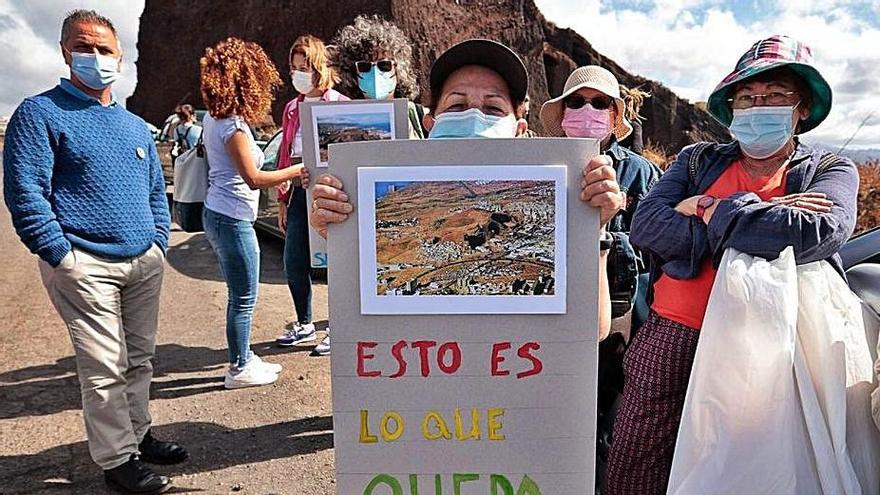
[603,311,700,495]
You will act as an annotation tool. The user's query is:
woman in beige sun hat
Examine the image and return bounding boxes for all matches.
[543,65,663,494]
[540,65,633,140]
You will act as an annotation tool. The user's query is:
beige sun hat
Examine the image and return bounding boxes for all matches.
[540,65,633,139]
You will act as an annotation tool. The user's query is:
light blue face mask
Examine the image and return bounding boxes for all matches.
[427,108,518,139]
[730,104,798,159]
[358,67,396,99]
[69,50,120,90]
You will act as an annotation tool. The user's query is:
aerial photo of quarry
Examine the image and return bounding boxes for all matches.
[374,179,557,296]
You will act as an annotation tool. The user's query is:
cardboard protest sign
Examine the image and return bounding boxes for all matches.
[328,138,601,495]
[300,99,410,268]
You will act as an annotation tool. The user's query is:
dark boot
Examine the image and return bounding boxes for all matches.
[138,429,189,465]
[104,454,171,494]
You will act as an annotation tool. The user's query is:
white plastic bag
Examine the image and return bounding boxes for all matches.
[667,248,880,495]
[667,248,820,495]
[795,261,880,495]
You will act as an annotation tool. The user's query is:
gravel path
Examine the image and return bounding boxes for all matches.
[0,144,336,494]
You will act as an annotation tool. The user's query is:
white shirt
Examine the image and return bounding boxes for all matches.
[202,114,264,221]
[291,95,322,158]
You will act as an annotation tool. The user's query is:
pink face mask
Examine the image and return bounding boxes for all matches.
[562,104,612,139]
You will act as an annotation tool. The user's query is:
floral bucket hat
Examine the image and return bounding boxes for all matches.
[707,35,832,133]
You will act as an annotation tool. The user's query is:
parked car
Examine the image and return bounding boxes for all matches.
[255,129,285,239]
[841,227,880,270]
[841,227,880,376]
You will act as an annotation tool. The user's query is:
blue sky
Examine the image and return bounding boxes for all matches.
[1,0,877,149]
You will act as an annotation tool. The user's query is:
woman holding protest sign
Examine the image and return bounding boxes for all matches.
[274,35,350,352]
[309,39,623,339]
[604,35,860,494]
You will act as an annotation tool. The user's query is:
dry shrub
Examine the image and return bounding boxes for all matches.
[642,140,672,169]
[856,160,880,235]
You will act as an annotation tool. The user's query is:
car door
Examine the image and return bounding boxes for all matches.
[254,130,285,239]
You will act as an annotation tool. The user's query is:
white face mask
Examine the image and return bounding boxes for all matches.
[291,70,315,94]
[427,108,518,139]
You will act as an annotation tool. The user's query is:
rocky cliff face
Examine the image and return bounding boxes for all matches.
[128,0,729,153]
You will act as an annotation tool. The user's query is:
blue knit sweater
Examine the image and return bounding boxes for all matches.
[3,80,170,267]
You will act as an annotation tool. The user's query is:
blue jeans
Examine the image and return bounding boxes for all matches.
[203,208,259,368]
[284,188,312,324]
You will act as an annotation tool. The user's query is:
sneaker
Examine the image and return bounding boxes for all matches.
[224,362,278,389]
[275,322,317,346]
[312,332,330,356]
[249,353,282,375]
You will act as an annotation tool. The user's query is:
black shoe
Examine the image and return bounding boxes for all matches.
[138,429,189,465]
[104,454,171,494]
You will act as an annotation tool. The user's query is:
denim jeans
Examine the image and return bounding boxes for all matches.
[284,188,312,324]
[203,207,259,368]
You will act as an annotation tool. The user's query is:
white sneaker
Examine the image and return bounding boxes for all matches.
[275,322,317,346]
[224,362,278,389]
[249,353,282,374]
[313,331,330,356]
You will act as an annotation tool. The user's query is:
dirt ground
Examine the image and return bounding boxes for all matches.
[0,144,336,494]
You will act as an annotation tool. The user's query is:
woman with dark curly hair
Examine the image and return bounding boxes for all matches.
[200,37,305,389]
[333,14,428,139]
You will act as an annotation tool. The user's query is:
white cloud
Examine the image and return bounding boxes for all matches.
[535,0,880,149]
[0,1,144,117]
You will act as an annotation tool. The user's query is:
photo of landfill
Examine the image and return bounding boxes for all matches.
[374,179,557,297]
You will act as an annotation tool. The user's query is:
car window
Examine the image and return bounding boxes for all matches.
[261,130,283,170]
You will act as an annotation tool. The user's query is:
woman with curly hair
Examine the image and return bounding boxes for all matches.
[333,14,428,139]
[200,37,304,389]
[274,35,349,354]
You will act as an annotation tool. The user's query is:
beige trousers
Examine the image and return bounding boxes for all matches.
[39,244,165,470]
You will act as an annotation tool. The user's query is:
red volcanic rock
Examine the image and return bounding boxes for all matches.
[127,0,729,153]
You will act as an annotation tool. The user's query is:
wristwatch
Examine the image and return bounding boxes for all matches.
[599,231,614,251]
[696,195,716,222]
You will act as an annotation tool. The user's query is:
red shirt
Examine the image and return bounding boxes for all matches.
[652,160,788,329]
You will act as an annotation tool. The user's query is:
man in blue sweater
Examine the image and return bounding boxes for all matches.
[3,10,186,494]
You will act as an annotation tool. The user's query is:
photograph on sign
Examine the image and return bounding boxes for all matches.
[309,102,396,168]
[301,99,409,268]
[358,165,567,314]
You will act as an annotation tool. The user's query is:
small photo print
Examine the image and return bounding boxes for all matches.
[311,103,396,167]
[358,166,567,315]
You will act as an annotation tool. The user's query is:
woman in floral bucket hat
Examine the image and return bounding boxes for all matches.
[603,35,859,495]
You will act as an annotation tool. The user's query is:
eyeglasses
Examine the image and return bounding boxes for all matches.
[355,59,395,74]
[563,94,614,111]
[728,91,799,109]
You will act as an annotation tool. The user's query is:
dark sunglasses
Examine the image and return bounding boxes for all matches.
[564,94,614,111]
[355,59,395,74]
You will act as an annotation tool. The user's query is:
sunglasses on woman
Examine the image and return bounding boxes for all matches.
[355,59,395,74]
[564,94,614,111]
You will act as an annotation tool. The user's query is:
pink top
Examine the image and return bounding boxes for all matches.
[276,88,349,202]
